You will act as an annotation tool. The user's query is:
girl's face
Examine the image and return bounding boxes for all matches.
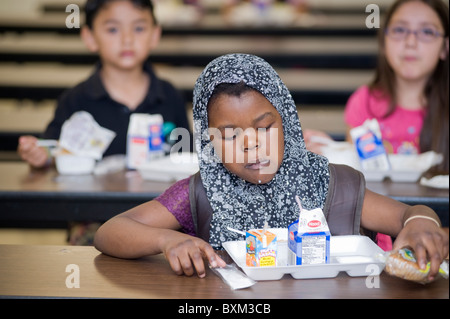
[384,1,448,83]
[207,90,285,185]
[82,0,161,71]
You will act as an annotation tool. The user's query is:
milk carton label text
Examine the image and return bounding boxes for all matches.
[288,207,331,265]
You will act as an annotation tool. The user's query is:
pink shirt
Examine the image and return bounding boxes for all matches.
[344,85,425,154]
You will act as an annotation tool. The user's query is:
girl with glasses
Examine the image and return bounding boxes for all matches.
[347,0,448,251]
[345,0,448,171]
[304,0,448,251]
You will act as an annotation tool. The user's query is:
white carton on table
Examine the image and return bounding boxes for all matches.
[350,119,390,172]
[126,113,164,169]
[288,207,331,265]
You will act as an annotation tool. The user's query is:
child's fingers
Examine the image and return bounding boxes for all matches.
[18,136,35,153]
[199,242,226,269]
[23,145,48,167]
[164,238,226,278]
[165,243,207,277]
[165,249,193,276]
[411,243,427,271]
[210,254,227,268]
[190,249,208,278]
[191,242,226,278]
[18,136,45,162]
[409,235,444,281]
[19,135,39,146]
[421,234,446,280]
[27,144,45,158]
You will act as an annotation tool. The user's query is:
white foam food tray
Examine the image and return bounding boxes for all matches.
[362,152,444,182]
[223,235,385,281]
[137,152,199,182]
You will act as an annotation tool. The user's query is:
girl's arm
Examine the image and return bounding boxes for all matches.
[94,200,225,278]
[360,189,448,280]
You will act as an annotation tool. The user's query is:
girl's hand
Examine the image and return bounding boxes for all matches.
[393,218,449,281]
[303,129,333,155]
[161,232,226,278]
[17,135,49,168]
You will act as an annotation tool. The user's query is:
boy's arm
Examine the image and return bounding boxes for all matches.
[17,136,51,168]
[360,189,448,280]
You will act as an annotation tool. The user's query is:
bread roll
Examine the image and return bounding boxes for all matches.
[385,248,430,283]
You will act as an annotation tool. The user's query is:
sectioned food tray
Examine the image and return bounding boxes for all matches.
[223,234,385,281]
[137,152,198,182]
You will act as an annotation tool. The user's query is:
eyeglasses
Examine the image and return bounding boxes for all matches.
[385,26,444,42]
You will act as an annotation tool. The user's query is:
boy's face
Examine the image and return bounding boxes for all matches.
[207,90,285,185]
[82,0,160,70]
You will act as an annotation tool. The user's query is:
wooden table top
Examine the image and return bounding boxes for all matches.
[0,244,447,299]
[0,162,171,225]
[1,161,447,202]
[0,161,171,195]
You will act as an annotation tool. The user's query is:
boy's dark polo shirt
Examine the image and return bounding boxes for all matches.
[43,63,191,156]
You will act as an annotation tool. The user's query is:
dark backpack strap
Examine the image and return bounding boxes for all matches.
[323,164,365,235]
[189,171,213,242]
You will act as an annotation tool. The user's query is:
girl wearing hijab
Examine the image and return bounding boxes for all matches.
[94,54,447,281]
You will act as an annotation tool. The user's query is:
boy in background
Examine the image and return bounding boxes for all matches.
[18,0,192,245]
[18,0,191,168]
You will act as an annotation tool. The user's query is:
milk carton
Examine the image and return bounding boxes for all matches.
[127,114,164,169]
[288,207,330,265]
[246,229,277,267]
[350,119,390,171]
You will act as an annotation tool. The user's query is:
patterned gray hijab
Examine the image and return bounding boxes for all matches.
[193,54,330,249]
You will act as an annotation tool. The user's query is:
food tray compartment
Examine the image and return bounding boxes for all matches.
[223,235,385,281]
[137,153,198,182]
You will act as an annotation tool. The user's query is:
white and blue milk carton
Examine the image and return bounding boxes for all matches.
[288,207,331,265]
[126,114,164,169]
[350,119,390,172]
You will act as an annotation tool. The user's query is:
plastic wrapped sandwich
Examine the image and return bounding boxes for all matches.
[384,248,448,284]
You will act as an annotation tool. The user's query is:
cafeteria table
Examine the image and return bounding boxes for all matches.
[0,161,448,228]
[0,161,171,227]
[0,244,448,299]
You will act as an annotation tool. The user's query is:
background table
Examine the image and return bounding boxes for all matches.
[366,180,449,227]
[0,161,171,227]
[0,244,448,299]
[0,161,448,228]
